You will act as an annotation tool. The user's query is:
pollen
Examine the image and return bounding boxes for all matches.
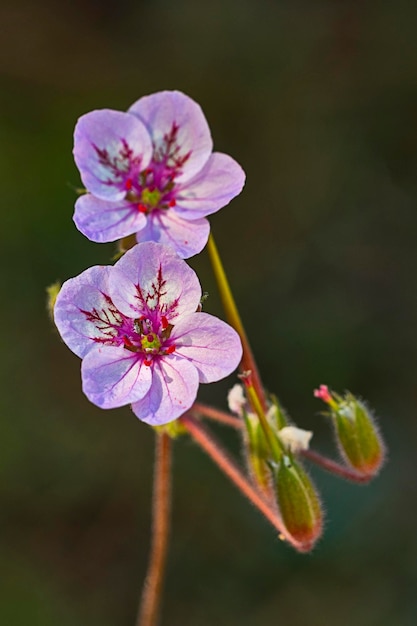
[138,203,148,213]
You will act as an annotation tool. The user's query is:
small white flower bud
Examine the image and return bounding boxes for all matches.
[227,383,247,416]
[278,426,313,453]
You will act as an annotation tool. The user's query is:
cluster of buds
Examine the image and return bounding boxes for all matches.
[225,381,385,552]
[228,383,321,550]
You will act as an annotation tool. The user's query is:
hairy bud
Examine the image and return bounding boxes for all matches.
[275,455,323,549]
[314,385,386,478]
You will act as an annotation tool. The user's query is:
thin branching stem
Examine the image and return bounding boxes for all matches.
[192,402,243,429]
[301,449,373,483]
[137,432,172,626]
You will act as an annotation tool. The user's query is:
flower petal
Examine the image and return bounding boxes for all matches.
[171,312,243,382]
[109,242,202,321]
[131,356,199,425]
[81,345,152,409]
[175,152,246,219]
[74,194,147,243]
[54,265,119,358]
[136,210,210,259]
[73,109,152,201]
[128,91,212,184]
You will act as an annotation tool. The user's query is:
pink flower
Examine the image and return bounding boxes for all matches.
[73,91,245,258]
[313,384,333,404]
[54,242,242,425]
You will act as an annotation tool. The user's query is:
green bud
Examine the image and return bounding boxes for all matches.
[243,410,275,490]
[46,281,61,321]
[332,393,385,477]
[153,419,187,438]
[275,455,323,548]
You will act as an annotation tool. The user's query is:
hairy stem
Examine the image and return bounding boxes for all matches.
[192,402,243,429]
[301,449,373,483]
[180,414,311,552]
[137,432,172,626]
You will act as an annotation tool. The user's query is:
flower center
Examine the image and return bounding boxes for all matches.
[141,187,162,208]
[140,332,161,352]
[122,316,176,366]
[125,175,176,215]
[123,123,189,215]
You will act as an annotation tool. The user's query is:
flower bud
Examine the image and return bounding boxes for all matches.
[46,281,61,321]
[275,455,323,548]
[334,396,385,477]
[314,385,386,478]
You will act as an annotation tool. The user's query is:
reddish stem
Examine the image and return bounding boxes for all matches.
[137,432,172,626]
[180,414,312,552]
[192,402,242,429]
[301,449,373,483]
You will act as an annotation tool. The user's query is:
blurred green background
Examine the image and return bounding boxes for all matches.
[1,0,417,624]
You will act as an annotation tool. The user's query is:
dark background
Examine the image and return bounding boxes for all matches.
[1,0,417,624]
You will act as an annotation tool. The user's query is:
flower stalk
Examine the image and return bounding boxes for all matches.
[244,380,283,462]
[206,234,267,410]
[192,401,243,429]
[137,431,172,626]
[301,449,373,484]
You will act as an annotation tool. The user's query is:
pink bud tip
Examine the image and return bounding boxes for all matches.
[314,384,332,404]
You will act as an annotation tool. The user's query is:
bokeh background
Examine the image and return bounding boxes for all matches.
[1,0,417,624]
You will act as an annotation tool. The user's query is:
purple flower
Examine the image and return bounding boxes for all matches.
[54,242,242,425]
[73,91,245,258]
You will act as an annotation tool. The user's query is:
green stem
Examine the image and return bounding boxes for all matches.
[137,432,172,626]
[245,383,283,462]
[206,234,267,411]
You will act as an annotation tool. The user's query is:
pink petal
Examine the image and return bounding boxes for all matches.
[175,152,246,219]
[136,210,210,259]
[74,194,147,243]
[131,356,199,425]
[54,265,115,358]
[81,345,152,409]
[128,91,213,184]
[73,109,152,201]
[171,312,243,382]
[109,241,202,320]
